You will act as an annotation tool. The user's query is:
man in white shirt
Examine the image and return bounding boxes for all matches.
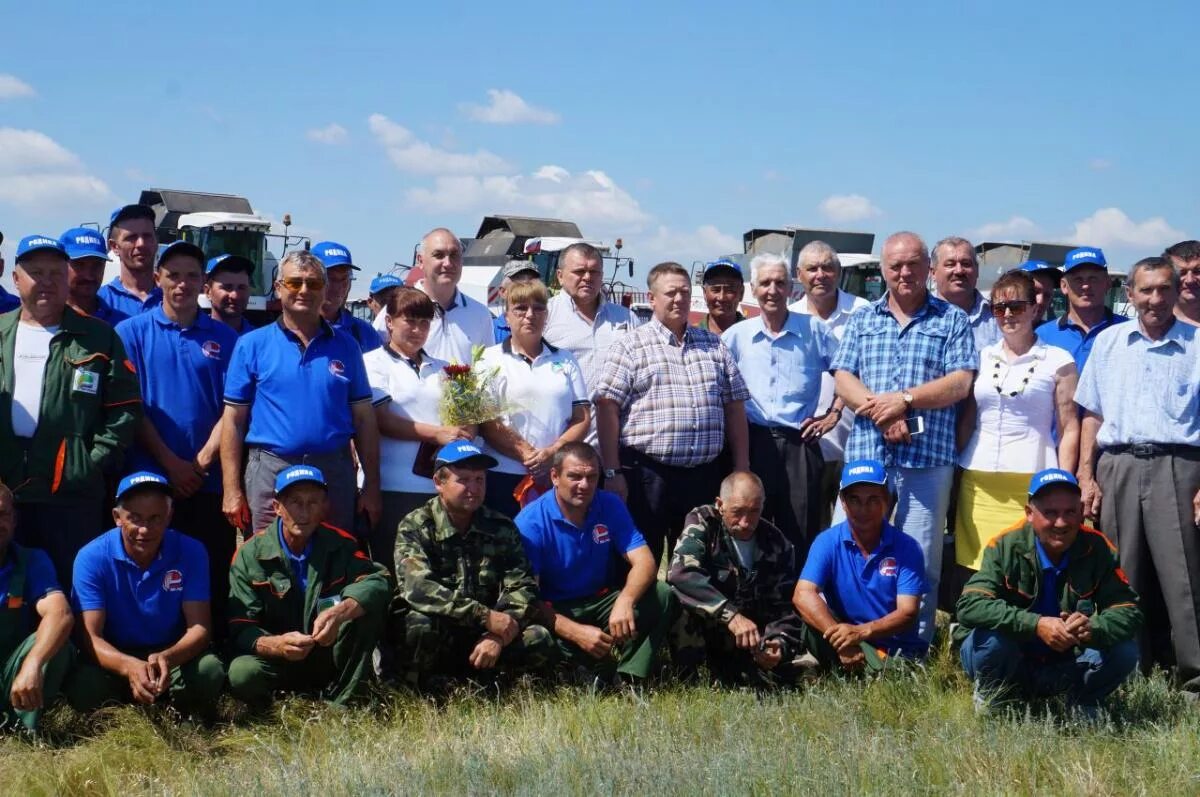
[407,228,495,364]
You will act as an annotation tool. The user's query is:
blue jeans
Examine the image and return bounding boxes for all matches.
[960,628,1140,707]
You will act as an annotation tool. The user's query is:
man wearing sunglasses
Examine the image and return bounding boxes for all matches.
[220,250,382,537]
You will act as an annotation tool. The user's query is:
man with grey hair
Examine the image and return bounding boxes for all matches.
[722,253,838,557]
[790,241,869,527]
[931,236,1000,352]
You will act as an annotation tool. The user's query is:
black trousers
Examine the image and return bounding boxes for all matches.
[15,499,106,594]
[747,424,824,563]
[171,491,238,639]
[621,446,722,566]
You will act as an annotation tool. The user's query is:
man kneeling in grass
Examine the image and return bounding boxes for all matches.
[227,465,389,706]
[792,460,928,672]
[956,469,1141,715]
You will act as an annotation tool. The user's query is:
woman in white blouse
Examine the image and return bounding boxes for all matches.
[955,269,1079,571]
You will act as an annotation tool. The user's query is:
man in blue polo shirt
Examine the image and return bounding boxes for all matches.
[59,227,125,325]
[220,250,382,535]
[515,442,675,681]
[313,241,380,354]
[1036,247,1128,369]
[793,460,928,671]
[66,472,225,718]
[98,205,162,319]
[116,241,240,629]
[205,254,256,336]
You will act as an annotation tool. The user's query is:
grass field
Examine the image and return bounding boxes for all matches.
[1,643,1198,796]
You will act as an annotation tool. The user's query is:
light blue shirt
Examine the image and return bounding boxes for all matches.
[965,292,1002,353]
[1075,319,1200,447]
[721,312,837,428]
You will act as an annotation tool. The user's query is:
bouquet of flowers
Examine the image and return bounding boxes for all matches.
[439,345,505,426]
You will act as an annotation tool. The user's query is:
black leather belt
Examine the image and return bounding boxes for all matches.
[1106,443,1199,458]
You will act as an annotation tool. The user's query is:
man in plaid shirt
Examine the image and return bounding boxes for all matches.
[594,262,751,564]
[832,231,976,643]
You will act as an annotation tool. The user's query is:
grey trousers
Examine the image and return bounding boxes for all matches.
[1098,447,1200,692]
[244,447,359,535]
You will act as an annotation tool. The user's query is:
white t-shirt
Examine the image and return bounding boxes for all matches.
[790,290,870,462]
[364,346,450,493]
[371,308,389,345]
[478,340,589,475]
[412,282,495,365]
[959,340,1076,472]
[11,322,59,438]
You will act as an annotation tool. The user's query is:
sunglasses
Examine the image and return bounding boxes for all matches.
[278,277,326,293]
[991,300,1032,316]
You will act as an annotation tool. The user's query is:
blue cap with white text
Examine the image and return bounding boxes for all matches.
[1018,260,1061,276]
[274,465,327,495]
[313,241,359,270]
[1028,468,1080,498]
[703,258,743,282]
[115,471,171,501]
[1062,247,1107,273]
[434,441,499,470]
[839,459,888,491]
[59,227,109,261]
[15,235,69,264]
[369,273,404,295]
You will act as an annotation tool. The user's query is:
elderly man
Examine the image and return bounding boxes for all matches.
[1164,240,1200,327]
[1076,256,1200,695]
[313,241,380,354]
[698,259,745,335]
[931,236,1000,352]
[832,231,976,643]
[956,470,1141,715]
[668,471,803,684]
[492,260,540,344]
[793,460,928,671]
[0,236,142,589]
[594,261,750,563]
[98,205,162,319]
[59,227,125,325]
[516,442,674,682]
[66,472,225,718]
[403,228,495,364]
[220,250,382,535]
[1018,260,1063,324]
[393,442,554,689]
[205,254,256,336]
[1037,247,1127,370]
[790,241,870,528]
[722,253,837,557]
[366,273,403,343]
[227,465,389,706]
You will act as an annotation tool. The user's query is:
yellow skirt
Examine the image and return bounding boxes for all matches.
[955,470,1032,570]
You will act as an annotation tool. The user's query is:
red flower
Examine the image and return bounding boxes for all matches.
[443,364,472,378]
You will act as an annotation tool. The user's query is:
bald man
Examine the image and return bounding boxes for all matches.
[407,227,495,363]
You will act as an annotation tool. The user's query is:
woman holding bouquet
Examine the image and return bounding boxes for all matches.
[479,280,591,518]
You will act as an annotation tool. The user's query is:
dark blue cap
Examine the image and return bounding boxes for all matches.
[1028,468,1080,498]
[109,204,155,229]
[15,235,69,264]
[116,470,171,501]
[434,441,498,470]
[157,240,206,268]
[313,240,359,271]
[206,253,255,276]
[369,273,404,294]
[703,258,743,282]
[59,227,109,261]
[839,459,888,491]
[1063,247,1107,273]
[274,465,327,495]
[1018,260,1061,276]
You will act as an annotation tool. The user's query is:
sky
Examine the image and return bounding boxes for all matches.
[2,1,1197,298]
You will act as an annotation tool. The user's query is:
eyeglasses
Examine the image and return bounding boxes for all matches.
[509,304,548,316]
[278,277,326,293]
[991,300,1032,316]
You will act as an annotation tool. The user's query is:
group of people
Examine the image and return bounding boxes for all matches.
[0,203,1196,730]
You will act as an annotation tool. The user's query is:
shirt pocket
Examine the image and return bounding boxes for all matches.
[1166,375,1198,421]
[914,327,950,375]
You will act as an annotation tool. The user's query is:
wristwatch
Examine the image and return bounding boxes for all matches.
[901,390,914,409]
[603,468,621,479]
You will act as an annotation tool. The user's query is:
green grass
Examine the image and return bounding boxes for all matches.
[2,647,1198,796]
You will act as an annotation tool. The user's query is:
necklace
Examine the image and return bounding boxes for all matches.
[991,356,1037,397]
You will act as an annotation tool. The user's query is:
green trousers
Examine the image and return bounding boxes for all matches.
[395,610,557,687]
[227,609,383,706]
[0,633,73,731]
[65,649,226,718]
[793,622,889,673]
[551,582,675,679]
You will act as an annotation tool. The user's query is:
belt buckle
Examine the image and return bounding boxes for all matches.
[1130,443,1157,458]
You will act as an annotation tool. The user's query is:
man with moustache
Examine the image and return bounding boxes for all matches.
[931,236,1000,352]
[204,254,256,336]
[1037,247,1127,371]
[697,259,745,335]
[313,241,380,354]
[98,205,162,319]
[59,227,125,325]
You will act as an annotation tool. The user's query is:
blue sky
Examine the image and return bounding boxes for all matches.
[2,1,1196,297]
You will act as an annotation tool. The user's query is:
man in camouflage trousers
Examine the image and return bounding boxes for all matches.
[668,471,807,684]
[392,442,555,688]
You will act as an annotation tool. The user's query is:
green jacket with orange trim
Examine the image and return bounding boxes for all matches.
[954,520,1142,649]
[227,519,390,654]
[0,307,142,504]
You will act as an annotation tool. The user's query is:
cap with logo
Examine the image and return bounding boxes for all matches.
[502,260,540,280]
[109,204,156,229]
[274,464,328,495]
[1018,260,1061,276]
[15,235,69,264]
[206,253,255,276]
[1062,247,1107,273]
[839,459,889,491]
[116,470,172,501]
[703,258,743,283]
[1028,468,1080,498]
[313,241,359,271]
[369,273,404,295]
[434,441,499,470]
[59,227,109,262]
[157,240,206,268]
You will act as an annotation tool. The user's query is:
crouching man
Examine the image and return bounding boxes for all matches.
[956,469,1141,714]
[667,471,805,684]
[792,460,928,671]
[66,473,225,718]
[227,465,389,706]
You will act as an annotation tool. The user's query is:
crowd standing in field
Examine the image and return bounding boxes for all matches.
[0,207,1198,731]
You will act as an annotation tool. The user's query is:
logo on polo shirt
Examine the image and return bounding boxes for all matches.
[162,569,184,591]
[878,557,897,577]
[201,340,222,360]
[592,524,610,544]
[329,359,347,381]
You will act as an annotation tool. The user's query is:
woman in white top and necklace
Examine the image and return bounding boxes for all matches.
[955,269,1079,571]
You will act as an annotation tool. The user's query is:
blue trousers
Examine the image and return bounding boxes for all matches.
[960,628,1139,706]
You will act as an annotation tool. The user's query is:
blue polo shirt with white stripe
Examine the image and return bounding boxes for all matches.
[515,489,646,602]
[330,308,382,354]
[97,277,162,319]
[116,307,239,493]
[72,528,210,650]
[224,318,372,456]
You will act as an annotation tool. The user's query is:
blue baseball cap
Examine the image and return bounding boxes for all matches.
[434,441,499,470]
[206,253,255,276]
[109,204,155,229]
[313,240,359,271]
[115,470,171,501]
[1063,247,1107,273]
[59,227,109,262]
[15,235,69,264]
[1018,260,1061,276]
[157,240,206,268]
[839,459,888,491]
[1028,468,1080,498]
[274,465,327,495]
[703,258,743,282]
[369,273,404,295]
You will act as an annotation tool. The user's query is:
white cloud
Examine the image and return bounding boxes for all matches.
[1088,157,1112,171]
[639,224,741,265]
[969,215,1039,241]
[0,74,35,100]
[0,128,111,207]
[368,113,512,175]
[818,193,882,223]
[0,128,81,172]
[306,123,348,145]
[1069,207,1185,249]
[0,174,111,206]
[460,89,560,125]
